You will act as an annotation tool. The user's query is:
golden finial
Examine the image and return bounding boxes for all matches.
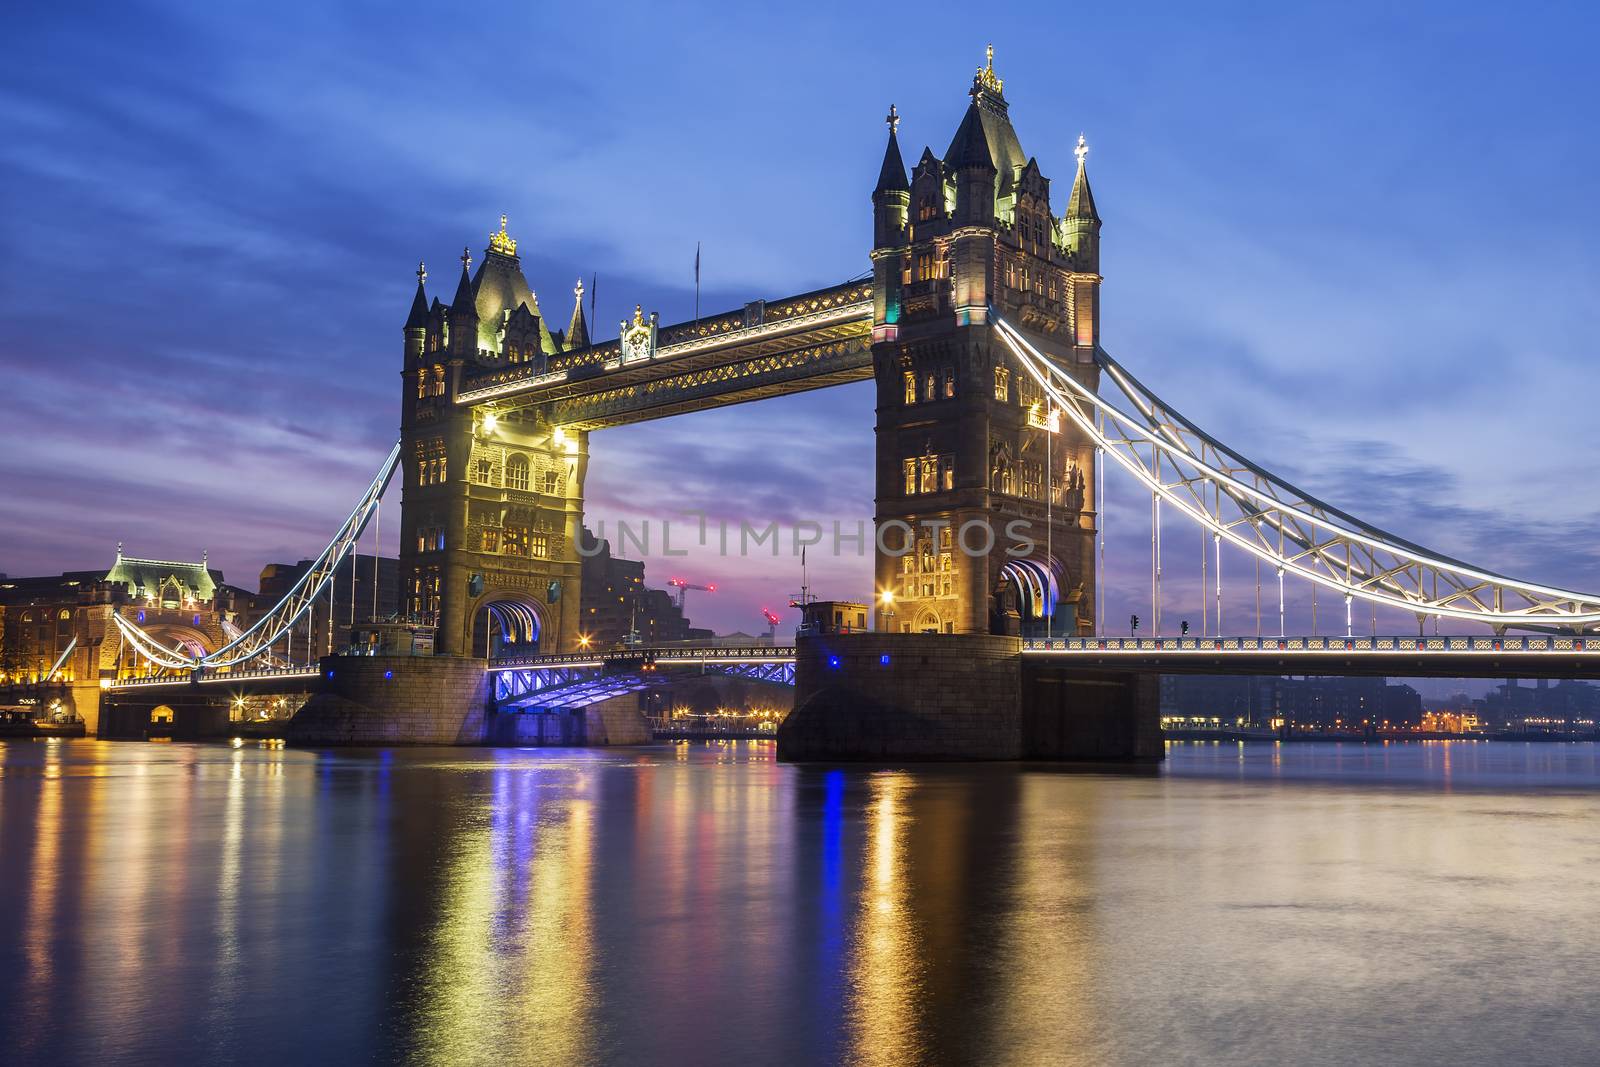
[416,259,427,285]
[460,245,472,270]
[974,43,1004,96]
[574,277,584,299]
[489,213,517,256]
[1074,133,1089,168]
[886,104,899,134]
[632,303,645,327]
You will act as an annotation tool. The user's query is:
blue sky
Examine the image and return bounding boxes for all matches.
[2,1,1598,640]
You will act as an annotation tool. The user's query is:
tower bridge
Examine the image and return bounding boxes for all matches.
[97,48,1600,759]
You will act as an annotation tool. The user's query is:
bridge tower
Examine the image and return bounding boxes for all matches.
[871,48,1102,636]
[399,220,589,657]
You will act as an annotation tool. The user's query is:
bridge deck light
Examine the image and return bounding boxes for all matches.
[481,411,499,434]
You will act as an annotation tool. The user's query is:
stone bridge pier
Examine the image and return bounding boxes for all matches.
[777,633,1162,763]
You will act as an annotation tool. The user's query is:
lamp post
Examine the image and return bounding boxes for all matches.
[878,589,897,633]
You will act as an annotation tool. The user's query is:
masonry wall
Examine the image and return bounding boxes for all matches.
[779,633,1164,763]
[288,655,490,745]
[779,633,1024,760]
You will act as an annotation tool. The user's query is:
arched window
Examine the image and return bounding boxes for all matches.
[58,609,71,621]
[506,454,530,492]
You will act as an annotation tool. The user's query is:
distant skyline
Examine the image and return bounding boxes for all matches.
[3,2,1599,637]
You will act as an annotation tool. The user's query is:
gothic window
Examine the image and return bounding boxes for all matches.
[924,374,936,402]
[918,194,940,221]
[530,532,549,559]
[903,458,917,497]
[1023,461,1043,500]
[416,373,427,400]
[506,454,530,491]
[919,455,937,495]
[941,456,954,491]
[503,526,530,558]
[474,458,493,484]
[431,365,446,397]
[481,528,500,553]
[901,555,915,574]
[507,344,520,364]
[903,371,916,405]
[542,469,559,495]
[994,366,1010,403]
[942,368,955,398]
[916,251,935,282]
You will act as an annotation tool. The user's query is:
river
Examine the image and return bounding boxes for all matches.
[1,739,1596,1065]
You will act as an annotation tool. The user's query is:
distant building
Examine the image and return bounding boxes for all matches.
[0,547,263,732]
[577,527,710,647]
[1159,675,1276,728]
[258,553,400,656]
[1160,674,1422,729]
[799,600,870,636]
[1481,678,1600,732]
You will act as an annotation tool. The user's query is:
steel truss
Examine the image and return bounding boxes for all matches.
[113,442,402,671]
[990,311,1600,633]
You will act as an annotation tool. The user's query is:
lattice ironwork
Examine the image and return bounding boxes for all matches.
[992,311,1600,632]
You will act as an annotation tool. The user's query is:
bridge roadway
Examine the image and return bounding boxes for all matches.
[103,633,1600,698]
[1024,633,1600,680]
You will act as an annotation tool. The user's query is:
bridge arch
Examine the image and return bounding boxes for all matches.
[143,623,214,660]
[1000,558,1062,638]
[471,594,545,658]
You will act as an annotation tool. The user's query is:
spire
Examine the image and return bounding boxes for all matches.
[972,43,1004,99]
[566,278,590,349]
[875,104,909,193]
[488,214,517,257]
[1065,133,1099,221]
[405,259,429,329]
[451,246,476,313]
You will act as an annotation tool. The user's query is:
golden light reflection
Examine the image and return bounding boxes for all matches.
[846,772,924,1067]
[414,778,596,1067]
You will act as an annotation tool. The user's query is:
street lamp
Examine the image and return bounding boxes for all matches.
[878,589,896,632]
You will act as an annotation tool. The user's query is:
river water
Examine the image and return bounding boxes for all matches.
[1,739,1597,1066]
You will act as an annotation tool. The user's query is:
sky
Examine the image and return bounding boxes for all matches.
[2,0,1599,652]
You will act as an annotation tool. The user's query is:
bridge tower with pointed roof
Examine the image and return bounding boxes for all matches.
[871,47,1102,636]
[399,216,590,657]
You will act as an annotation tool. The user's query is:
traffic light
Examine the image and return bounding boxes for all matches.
[1130,614,1140,635]
[1181,620,1190,635]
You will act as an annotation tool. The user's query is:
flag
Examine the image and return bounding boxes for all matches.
[590,272,596,324]
[694,242,701,284]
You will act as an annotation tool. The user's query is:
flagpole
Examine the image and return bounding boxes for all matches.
[694,241,701,326]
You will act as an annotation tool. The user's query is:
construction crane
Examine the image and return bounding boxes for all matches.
[667,577,716,613]
[761,608,782,644]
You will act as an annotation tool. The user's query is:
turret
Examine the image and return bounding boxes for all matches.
[448,247,478,358]
[566,278,590,350]
[1063,134,1102,350]
[1063,134,1101,272]
[873,105,909,249]
[404,260,429,364]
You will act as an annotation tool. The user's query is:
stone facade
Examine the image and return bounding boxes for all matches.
[398,236,591,657]
[870,52,1101,638]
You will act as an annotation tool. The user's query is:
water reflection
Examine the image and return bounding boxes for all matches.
[0,740,1598,1066]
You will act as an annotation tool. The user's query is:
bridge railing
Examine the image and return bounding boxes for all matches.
[1025,635,1593,654]
[104,666,324,690]
[489,645,796,670]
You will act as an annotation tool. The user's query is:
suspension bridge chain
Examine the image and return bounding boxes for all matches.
[990,311,1600,633]
[112,441,402,671]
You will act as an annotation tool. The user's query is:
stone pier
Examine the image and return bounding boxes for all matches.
[288,654,653,746]
[777,633,1162,763]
